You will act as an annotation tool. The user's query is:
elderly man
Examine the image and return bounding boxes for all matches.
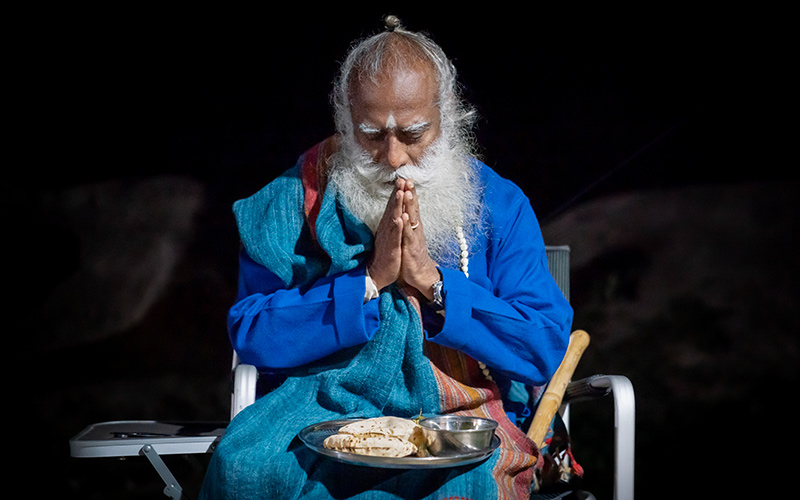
[201,17,573,500]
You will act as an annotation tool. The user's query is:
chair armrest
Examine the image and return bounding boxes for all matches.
[564,375,612,403]
[231,363,258,420]
[565,375,635,500]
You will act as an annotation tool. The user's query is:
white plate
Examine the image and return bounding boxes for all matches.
[298,418,500,469]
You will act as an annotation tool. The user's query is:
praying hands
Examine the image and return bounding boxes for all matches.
[367,177,441,302]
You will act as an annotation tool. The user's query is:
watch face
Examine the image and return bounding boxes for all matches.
[432,281,444,306]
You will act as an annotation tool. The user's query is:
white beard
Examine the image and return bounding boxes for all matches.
[328,134,483,267]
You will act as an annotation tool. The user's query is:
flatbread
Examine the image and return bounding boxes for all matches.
[322,434,417,458]
[338,416,425,446]
[323,416,425,457]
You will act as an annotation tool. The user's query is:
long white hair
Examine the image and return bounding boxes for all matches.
[327,18,485,267]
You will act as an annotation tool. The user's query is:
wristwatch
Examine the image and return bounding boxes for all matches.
[431,280,445,310]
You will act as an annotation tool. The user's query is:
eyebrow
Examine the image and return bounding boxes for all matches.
[401,121,431,134]
[358,121,431,134]
[358,123,382,134]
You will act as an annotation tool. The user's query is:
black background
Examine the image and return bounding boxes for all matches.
[8,6,796,499]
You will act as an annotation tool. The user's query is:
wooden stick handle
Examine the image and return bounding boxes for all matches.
[526,330,590,448]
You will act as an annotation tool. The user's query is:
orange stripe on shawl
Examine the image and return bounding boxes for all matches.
[425,342,542,500]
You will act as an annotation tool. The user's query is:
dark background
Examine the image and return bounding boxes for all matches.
[8,6,796,499]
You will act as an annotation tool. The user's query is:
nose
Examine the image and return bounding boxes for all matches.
[384,135,410,169]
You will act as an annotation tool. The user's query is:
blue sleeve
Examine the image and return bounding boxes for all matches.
[425,186,573,386]
[228,251,381,370]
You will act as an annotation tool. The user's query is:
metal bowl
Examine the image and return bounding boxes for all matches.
[419,416,498,456]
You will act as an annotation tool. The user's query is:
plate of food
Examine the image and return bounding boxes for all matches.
[298,416,500,469]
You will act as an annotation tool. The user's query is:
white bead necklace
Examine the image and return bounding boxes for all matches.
[456,226,469,277]
[456,226,492,381]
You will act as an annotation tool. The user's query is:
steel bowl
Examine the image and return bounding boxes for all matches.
[419,416,498,456]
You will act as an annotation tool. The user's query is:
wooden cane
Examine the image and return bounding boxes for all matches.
[526,330,591,448]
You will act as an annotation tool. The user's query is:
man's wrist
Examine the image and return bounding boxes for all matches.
[367,263,390,291]
[421,267,443,303]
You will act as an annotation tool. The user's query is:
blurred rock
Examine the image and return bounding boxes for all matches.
[542,181,799,497]
[543,181,799,389]
[31,176,205,350]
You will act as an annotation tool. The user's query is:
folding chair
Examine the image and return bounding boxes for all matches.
[70,245,635,500]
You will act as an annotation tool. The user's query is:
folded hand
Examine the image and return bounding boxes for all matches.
[368,178,440,300]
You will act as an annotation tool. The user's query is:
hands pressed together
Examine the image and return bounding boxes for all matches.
[367,178,441,302]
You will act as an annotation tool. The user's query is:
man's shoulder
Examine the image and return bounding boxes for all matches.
[472,159,529,207]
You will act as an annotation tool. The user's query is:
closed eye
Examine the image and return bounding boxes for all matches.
[364,131,387,142]
[398,129,426,144]
[398,123,430,144]
[357,122,430,144]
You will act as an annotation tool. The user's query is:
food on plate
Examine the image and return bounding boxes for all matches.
[322,433,417,458]
[322,416,426,457]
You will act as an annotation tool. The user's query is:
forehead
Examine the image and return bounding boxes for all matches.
[350,63,439,124]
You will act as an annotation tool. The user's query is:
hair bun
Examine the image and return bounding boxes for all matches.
[384,15,403,31]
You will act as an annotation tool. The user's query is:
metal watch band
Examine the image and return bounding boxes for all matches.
[431,280,444,308]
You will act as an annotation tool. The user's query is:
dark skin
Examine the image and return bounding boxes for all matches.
[349,61,442,303]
